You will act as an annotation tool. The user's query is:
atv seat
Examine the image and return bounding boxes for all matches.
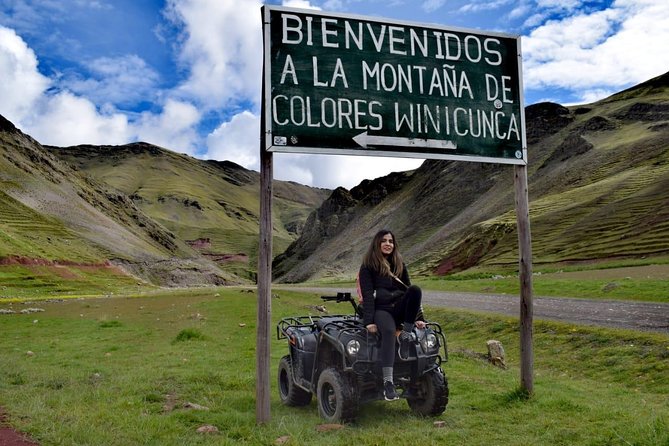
[315,317,341,331]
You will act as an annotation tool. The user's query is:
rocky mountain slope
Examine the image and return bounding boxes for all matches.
[273,71,669,282]
[50,143,329,281]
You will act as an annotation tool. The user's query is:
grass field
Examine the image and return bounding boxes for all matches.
[0,288,667,445]
[0,264,156,302]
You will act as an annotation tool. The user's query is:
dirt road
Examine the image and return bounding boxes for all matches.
[284,287,669,334]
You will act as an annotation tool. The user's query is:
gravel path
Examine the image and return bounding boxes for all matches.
[280,287,669,334]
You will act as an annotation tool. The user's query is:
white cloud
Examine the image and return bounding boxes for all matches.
[459,0,512,14]
[75,1,113,11]
[282,0,321,8]
[523,0,669,99]
[535,0,581,10]
[65,54,160,107]
[522,12,547,28]
[422,0,447,13]
[274,154,315,186]
[0,25,131,146]
[509,3,532,20]
[26,91,130,146]
[576,88,617,104]
[0,26,50,125]
[0,23,202,151]
[322,0,344,10]
[206,110,260,167]
[164,0,264,111]
[286,154,424,189]
[135,99,200,154]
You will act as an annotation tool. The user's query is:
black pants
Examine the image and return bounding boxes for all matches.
[375,285,422,368]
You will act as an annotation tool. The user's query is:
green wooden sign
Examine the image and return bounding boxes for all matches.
[261,5,527,164]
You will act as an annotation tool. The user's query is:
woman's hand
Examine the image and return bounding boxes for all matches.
[366,323,377,333]
[415,320,426,329]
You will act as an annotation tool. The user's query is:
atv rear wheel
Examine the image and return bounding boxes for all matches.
[407,368,448,416]
[278,355,312,406]
[316,367,359,423]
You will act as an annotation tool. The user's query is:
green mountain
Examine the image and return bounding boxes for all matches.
[2,71,667,291]
[0,116,329,289]
[273,71,669,281]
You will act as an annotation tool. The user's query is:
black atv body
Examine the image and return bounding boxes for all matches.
[277,292,449,422]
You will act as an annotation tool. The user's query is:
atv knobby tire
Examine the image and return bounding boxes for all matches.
[316,367,359,423]
[407,368,449,416]
[278,355,312,406]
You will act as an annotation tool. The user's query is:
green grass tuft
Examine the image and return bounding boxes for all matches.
[98,320,123,328]
[173,328,206,343]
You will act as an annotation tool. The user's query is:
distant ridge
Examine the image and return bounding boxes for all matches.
[1,71,668,286]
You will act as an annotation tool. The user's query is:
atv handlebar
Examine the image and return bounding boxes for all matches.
[321,292,352,303]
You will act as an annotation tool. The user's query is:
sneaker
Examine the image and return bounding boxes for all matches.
[398,330,413,360]
[383,380,399,401]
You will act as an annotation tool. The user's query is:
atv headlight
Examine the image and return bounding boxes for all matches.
[346,339,361,356]
[421,333,438,352]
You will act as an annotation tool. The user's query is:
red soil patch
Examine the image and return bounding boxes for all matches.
[203,253,249,264]
[0,409,38,446]
[186,238,248,264]
[0,255,112,268]
[0,256,132,281]
[186,238,212,249]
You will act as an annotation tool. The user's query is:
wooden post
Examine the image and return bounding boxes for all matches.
[256,107,273,424]
[514,164,534,394]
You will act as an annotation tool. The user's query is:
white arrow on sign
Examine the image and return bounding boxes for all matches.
[353,132,457,150]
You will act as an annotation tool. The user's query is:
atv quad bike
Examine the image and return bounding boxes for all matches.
[277,292,448,423]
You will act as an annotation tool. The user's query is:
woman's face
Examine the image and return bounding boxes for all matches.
[379,233,394,256]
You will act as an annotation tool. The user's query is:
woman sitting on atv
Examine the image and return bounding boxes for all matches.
[358,229,425,401]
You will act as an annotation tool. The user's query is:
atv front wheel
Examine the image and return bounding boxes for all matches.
[278,355,312,406]
[407,368,449,416]
[316,367,359,423]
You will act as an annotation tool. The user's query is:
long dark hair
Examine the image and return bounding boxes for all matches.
[362,229,404,277]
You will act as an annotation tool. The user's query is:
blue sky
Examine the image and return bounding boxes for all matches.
[1,0,667,189]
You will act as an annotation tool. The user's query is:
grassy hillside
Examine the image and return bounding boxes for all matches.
[0,115,327,291]
[273,71,669,282]
[0,119,179,264]
[0,117,242,292]
[426,74,669,274]
[51,143,329,280]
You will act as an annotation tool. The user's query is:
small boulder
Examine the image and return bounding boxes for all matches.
[196,425,219,434]
[183,402,209,411]
[486,340,507,369]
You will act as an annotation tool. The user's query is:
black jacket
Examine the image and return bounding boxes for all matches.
[358,262,411,326]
